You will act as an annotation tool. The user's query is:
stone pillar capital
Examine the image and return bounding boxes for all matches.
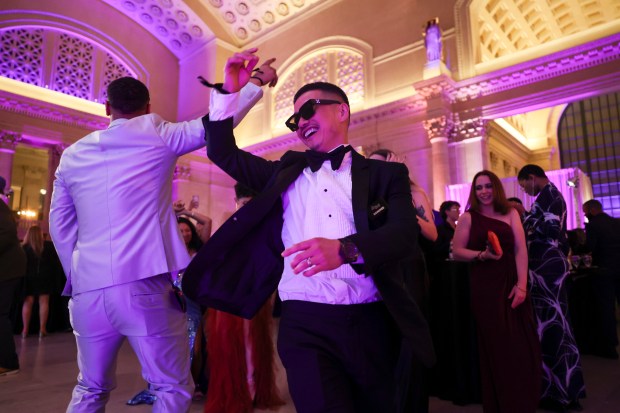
[423,115,453,141]
[0,130,22,152]
[452,116,488,142]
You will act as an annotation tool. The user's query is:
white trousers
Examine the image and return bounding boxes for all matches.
[66,274,192,413]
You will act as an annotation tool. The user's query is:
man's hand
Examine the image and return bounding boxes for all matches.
[252,58,278,88]
[223,48,259,93]
[282,238,344,277]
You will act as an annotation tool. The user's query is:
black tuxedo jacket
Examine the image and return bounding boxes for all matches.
[183,117,435,367]
[585,213,620,269]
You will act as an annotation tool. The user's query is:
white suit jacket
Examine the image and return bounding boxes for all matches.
[50,84,263,295]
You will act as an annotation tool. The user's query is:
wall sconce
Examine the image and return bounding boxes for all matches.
[567,176,579,188]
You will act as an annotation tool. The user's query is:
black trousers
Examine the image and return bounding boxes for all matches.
[0,277,22,370]
[277,300,399,413]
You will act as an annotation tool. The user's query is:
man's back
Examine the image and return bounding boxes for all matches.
[50,113,205,294]
[586,213,620,268]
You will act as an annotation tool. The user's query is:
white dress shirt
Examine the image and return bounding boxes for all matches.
[210,87,381,304]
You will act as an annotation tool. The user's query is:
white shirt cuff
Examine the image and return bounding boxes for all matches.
[209,82,262,123]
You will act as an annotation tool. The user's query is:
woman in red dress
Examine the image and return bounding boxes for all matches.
[452,170,541,412]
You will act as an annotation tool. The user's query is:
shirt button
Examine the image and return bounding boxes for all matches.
[329,214,332,218]
[324,189,327,192]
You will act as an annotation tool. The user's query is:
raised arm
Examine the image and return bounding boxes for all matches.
[206,50,280,192]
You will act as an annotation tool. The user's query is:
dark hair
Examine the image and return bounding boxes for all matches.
[507,197,523,205]
[368,149,393,160]
[293,82,349,106]
[467,170,510,215]
[439,201,460,220]
[177,217,202,253]
[583,199,603,211]
[367,148,416,187]
[0,176,5,193]
[234,182,258,199]
[106,77,150,114]
[517,164,547,180]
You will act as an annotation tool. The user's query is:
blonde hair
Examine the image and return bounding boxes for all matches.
[23,225,44,257]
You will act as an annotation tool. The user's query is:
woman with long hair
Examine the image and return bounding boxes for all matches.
[177,216,203,257]
[21,226,55,338]
[452,170,541,412]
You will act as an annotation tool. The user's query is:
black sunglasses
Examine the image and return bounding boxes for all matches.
[285,99,342,132]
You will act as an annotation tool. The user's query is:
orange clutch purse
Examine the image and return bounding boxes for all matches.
[487,231,503,255]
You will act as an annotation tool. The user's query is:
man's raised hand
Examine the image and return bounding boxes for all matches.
[223,48,259,93]
[255,57,278,88]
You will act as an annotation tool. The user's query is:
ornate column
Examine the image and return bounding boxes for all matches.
[451,115,490,184]
[423,115,453,208]
[0,130,22,189]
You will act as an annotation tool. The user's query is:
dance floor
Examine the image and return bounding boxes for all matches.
[1,326,619,412]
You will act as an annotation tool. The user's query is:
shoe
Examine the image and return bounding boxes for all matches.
[126,389,156,405]
[20,332,27,339]
[0,367,20,377]
[38,331,48,339]
[568,400,584,411]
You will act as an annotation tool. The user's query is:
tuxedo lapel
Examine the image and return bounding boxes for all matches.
[351,151,370,234]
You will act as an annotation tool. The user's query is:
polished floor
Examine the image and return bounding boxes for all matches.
[1,329,619,412]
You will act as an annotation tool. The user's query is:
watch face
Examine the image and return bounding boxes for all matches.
[343,241,359,261]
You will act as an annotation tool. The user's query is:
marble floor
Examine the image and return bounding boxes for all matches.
[1,330,619,413]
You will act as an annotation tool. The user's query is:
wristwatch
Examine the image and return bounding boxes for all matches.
[338,237,359,263]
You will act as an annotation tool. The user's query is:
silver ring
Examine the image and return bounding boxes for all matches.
[306,257,312,266]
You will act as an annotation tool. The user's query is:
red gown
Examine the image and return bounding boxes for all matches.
[204,298,284,413]
[467,210,542,412]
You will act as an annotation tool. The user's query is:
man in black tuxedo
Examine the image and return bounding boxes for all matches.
[582,199,620,357]
[183,49,434,412]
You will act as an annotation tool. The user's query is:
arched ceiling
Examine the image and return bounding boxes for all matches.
[476,0,620,63]
[100,0,338,59]
[199,0,337,44]
[101,0,216,59]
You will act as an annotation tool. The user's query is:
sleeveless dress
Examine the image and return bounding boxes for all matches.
[467,210,542,412]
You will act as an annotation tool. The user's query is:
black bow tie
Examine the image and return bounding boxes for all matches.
[305,146,352,172]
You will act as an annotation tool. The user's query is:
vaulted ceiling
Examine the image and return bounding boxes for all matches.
[97,0,620,70]
[100,0,338,59]
[476,0,620,62]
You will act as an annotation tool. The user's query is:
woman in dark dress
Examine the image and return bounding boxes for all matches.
[518,165,586,411]
[452,170,541,412]
[21,225,56,338]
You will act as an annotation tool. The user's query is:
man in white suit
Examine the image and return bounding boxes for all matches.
[50,62,276,412]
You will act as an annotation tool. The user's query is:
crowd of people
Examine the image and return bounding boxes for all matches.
[0,48,618,413]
